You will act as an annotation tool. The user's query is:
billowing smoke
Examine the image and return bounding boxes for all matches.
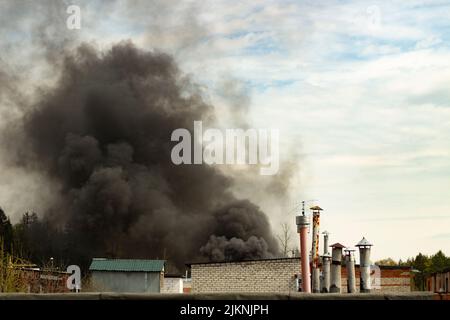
[200,236,272,262]
[8,42,280,269]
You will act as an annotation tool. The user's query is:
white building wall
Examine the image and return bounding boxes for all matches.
[162,277,183,293]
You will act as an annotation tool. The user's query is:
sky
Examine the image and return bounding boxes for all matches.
[0,0,449,261]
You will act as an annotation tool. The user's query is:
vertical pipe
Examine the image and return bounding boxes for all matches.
[359,246,371,293]
[321,254,331,293]
[330,243,344,293]
[322,231,330,255]
[296,215,310,293]
[311,212,320,293]
[310,206,323,293]
[356,237,373,293]
[300,224,311,293]
[321,231,330,293]
[312,268,320,293]
[345,249,356,293]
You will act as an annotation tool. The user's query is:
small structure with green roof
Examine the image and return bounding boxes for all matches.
[89,258,165,293]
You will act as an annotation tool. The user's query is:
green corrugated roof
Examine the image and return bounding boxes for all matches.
[89,259,165,272]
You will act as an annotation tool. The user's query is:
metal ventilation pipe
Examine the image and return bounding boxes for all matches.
[322,231,330,255]
[310,206,323,293]
[344,248,356,293]
[321,253,331,293]
[330,243,345,293]
[356,237,373,293]
[296,214,311,293]
[320,231,331,293]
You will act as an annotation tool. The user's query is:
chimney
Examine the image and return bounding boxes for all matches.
[356,237,373,293]
[296,214,311,293]
[330,243,345,293]
[310,206,323,293]
[344,248,356,293]
[321,252,331,293]
[320,231,331,293]
[322,231,330,255]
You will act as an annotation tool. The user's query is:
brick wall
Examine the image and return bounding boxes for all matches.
[191,258,299,293]
[190,258,411,293]
[341,268,412,293]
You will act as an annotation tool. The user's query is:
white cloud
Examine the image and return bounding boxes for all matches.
[1,0,449,257]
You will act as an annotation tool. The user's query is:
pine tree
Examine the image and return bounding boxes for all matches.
[0,208,13,253]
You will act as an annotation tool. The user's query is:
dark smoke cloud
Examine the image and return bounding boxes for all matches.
[8,42,280,268]
[200,235,273,262]
[200,200,277,261]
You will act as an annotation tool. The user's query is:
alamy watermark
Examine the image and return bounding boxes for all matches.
[66,265,81,291]
[171,121,279,175]
[66,5,81,30]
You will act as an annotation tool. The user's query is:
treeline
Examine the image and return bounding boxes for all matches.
[376,251,450,290]
[0,207,90,270]
[0,207,180,274]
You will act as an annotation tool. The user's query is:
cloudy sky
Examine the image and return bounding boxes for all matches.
[1,0,449,261]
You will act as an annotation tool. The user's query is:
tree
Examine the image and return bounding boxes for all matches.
[276,222,292,257]
[0,208,13,253]
[430,250,448,273]
[375,258,397,266]
[411,253,432,291]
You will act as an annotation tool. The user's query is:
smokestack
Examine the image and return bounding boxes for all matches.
[329,243,345,293]
[320,231,331,293]
[322,231,330,255]
[356,237,373,293]
[344,248,356,293]
[296,214,310,293]
[321,252,331,293]
[310,206,323,293]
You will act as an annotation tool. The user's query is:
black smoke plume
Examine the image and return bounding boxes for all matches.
[10,42,279,269]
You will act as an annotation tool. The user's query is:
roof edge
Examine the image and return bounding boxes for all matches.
[186,257,412,270]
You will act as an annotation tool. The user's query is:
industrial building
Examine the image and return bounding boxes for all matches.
[188,257,412,293]
[88,204,416,295]
[89,258,165,293]
[187,204,413,295]
[187,204,420,296]
[427,267,450,293]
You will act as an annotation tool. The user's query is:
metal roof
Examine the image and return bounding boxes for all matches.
[355,237,373,247]
[310,206,323,211]
[330,243,346,248]
[89,258,165,272]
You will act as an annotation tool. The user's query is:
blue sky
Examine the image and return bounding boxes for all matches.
[1,0,449,261]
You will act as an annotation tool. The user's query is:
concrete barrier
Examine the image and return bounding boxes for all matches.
[0,292,436,300]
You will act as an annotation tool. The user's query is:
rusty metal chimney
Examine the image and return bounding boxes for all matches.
[356,237,373,293]
[310,206,323,293]
[344,248,356,293]
[330,243,345,293]
[296,210,311,293]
